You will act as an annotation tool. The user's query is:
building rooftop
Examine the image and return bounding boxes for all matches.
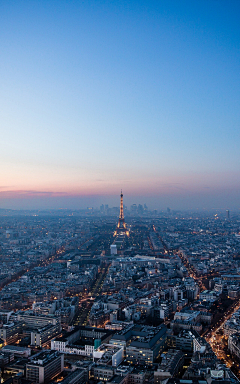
[27,350,62,367]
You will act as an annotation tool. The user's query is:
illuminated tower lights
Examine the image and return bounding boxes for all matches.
[114,190,129,237]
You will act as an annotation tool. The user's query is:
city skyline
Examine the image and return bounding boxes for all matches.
[1,1,240,210]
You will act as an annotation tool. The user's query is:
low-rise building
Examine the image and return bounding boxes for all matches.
[0,322,22,344]
[199,290,218,303]
[31,323,61,347]
[112,324,167,366]
[94,344,124,367]
[51,325,112,356]
[228,332,240,359]
[154,349,184,384]
[26,350,64,383]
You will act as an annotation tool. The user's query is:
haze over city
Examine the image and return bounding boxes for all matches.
[1,0,240,210]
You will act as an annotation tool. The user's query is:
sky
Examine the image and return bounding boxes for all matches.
[0,0,240,210]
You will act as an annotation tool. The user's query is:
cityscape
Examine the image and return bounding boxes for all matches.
[0,192,240,383]
[1,0,240,383]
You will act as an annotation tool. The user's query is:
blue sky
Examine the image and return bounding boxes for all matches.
[0,0,240,209]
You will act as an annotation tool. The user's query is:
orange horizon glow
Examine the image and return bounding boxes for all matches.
[0,168,240,198]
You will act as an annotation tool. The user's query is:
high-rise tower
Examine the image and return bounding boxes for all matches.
[114,190,129,236]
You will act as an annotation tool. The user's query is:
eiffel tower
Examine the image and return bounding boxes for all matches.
[114,190,129,236]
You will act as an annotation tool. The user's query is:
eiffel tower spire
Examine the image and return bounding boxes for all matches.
[114,191,129,236]
[119,190,124,219]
